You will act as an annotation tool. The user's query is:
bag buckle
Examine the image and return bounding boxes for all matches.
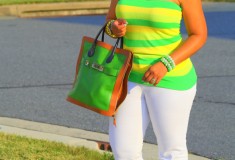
[92,63,104,72]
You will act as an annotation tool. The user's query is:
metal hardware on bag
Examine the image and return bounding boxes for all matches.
[85,60,90,66]
[92,63,104,72]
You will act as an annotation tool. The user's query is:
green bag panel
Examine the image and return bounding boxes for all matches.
[69,66,116,111]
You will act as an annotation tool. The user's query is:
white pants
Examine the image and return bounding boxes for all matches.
[109,82,197,160]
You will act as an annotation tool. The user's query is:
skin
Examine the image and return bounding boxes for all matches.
[106,0,207,86]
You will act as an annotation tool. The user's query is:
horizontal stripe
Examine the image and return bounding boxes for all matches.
[117,5,181,15]
[131,58,193,77]
[133,56,160,65]
[132,63,152,73]
[118,0,181,10]
[122,14,181,24]
[128,65,197,90]
[124,39,182,55]
[124,35,181,47]
[125,31,180,41]
[127,19,180,29]
[133,54,190,65]
[116,5,182,23]
[133,51,172,59]
[125,25,180,39]
[166,58,193,76]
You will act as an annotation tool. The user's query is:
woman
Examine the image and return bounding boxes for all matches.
[105,0,207,159]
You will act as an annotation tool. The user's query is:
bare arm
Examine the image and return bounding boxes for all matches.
[105,0,127,37]
[143,0,207,85]
[170,0,208,65]
[106,0,118,22]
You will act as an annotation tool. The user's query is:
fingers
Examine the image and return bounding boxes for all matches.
[142,70,158,86]
[143,73,159,86]
[155,77,161,86]
[153,77,161,86]
[111,19,127,37]
[142,70,153,82]
[117,18,127,25]
[142,62,168,86]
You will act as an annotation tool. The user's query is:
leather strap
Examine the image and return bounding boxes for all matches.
[88,24,124,63]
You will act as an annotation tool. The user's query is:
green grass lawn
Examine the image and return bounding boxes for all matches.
[0,132,114,160]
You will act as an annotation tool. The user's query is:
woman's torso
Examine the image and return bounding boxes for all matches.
[116,0,197,90]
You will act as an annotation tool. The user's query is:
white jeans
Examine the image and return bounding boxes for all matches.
[109,82,197,160]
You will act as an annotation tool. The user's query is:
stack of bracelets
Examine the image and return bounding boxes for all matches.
[105,20,118,38]
[160,55,176,72]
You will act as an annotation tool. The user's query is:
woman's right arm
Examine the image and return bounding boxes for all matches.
[105,0,127,37]
[106,0,118,22]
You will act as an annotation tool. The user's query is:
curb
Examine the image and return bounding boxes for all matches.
[0,1,110,18]
[0,117,210,160]
[0,125,100,151]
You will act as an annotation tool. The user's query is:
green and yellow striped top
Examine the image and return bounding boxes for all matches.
[116,0,197,90]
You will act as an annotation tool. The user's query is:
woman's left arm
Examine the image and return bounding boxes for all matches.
[142,0,207,85]
[170,0,207,65]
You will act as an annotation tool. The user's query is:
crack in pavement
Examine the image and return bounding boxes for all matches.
[1,74,233,90]
[0,83,72,90]
[198,75,235,79]
[1,83,234,106]
[195,96,235,106]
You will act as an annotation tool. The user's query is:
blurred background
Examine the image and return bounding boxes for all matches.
[0,0,234,160]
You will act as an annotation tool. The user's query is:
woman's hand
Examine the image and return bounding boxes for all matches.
[111,19,127,37]
[142,62,168,86]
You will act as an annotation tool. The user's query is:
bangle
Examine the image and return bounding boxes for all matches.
[105,20,117,39]
[160,55,175,72]
[164,55,176,69]
[160,57,173,72]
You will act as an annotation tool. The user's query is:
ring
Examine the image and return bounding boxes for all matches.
[150,78,156,84]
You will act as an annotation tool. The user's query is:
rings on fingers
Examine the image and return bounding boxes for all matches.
[150,78,156,84]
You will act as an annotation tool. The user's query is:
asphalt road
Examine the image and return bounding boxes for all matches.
[0,2,235,160]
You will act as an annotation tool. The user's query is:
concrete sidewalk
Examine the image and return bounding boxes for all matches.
[0,1,110,18]
[0,117,210,160]
[0,2,234,160]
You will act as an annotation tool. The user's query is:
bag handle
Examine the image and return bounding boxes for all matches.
[88,24,123,63]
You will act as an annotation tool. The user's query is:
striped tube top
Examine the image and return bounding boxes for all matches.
[116,0,197,90]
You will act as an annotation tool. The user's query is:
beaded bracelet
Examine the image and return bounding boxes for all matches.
[105,20,117,39]
[164,55,176,69]
[160,55,175,72]
[160,57,173,72]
